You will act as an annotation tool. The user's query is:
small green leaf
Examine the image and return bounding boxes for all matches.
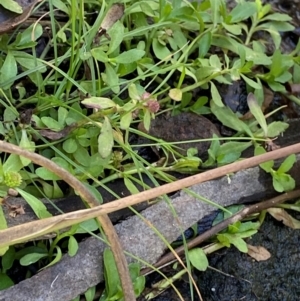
[1,246,14,272]
[267,121,289,138]
[103,248,120,298]
[15,54,47,73]
[91,48,109,63]
[261,13,292,22]
[222,23,241,35]
[40,246,62,270]
[240,74,261,89]
[41,117,63,131]
[0,273,14,290]
[104,63,119,94]
[3,154,24,172]
[188,248,209,271]
[255,145,274,172]
[278,154,296,174]
[76,219,99,234]
[68,236,79,257]
[0,51,17,89]
[209,54,222,70]
[19,129,35,166]
[63,138,78,154]
[81,97,116,109]
[198,32,211,58]
[211,101,252,136]
[120,112,132,130]
[0,206,8,256]
[210,81,223,107]
[98,117,114,158]
[20,252,48,266]
[84,286,96,301]
[169,88,182,101]
[74,145,91,167]
[114,49,145,64]
[1,0,23,13]
[16,188,52,219]
[217,142,252,156]
[247,93,268,137]
[128,84,140,100]
[230,236,248,253]
[57,107,68,125]
[107,21,124,55]
[229,2,257,23]
[152,38,171,60]
[16,24,43,46]
[35,167,61,181]
[124,177,140,195]
[273,173,295,192]
[143,110,151,132]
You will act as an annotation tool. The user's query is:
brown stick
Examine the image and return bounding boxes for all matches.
[1,143,300,247]
[0,141,136,301]
[143,189,300,274]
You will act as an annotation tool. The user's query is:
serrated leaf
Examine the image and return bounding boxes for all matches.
[98,117,114,158]
[188,248,209,271]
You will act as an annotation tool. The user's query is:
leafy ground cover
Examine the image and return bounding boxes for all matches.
[1,0,300,300]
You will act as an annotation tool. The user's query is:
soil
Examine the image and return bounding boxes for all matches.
[148,112,220,157]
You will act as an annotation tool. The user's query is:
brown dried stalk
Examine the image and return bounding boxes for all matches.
[0,141,136,301]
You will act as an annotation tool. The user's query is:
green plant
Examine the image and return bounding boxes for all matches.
[100,248,145,301]
[0,0,300,299]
